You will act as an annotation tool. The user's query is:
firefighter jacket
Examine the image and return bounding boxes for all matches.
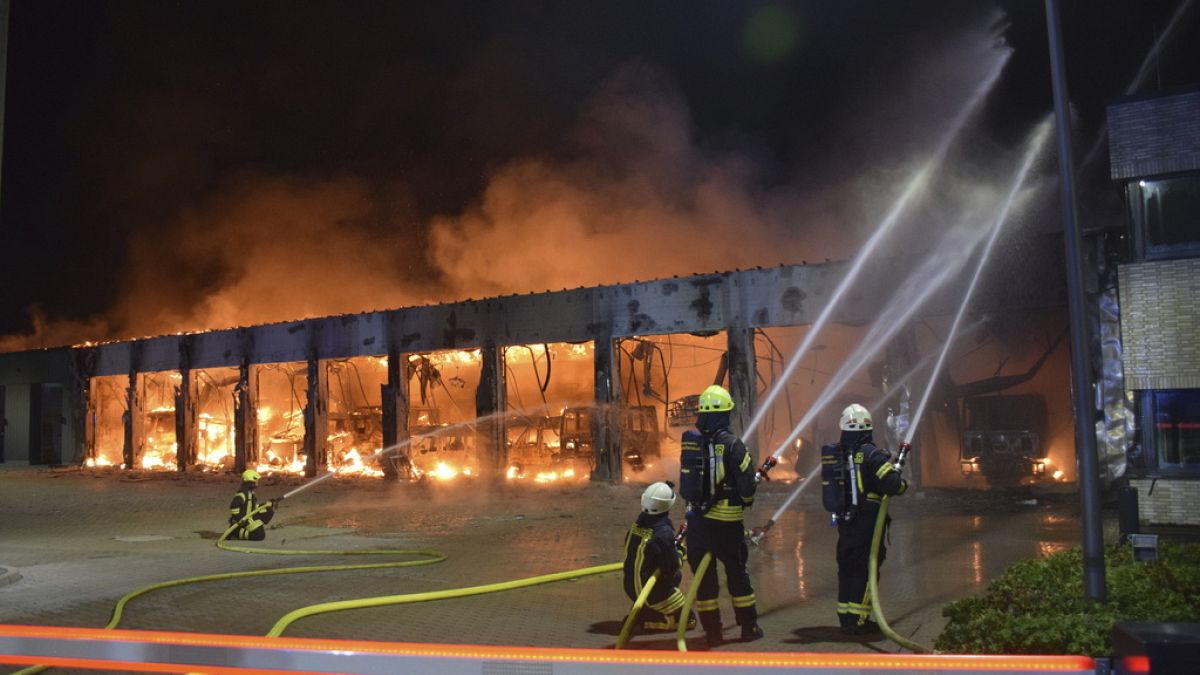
[229,488,272,526]
[682,428,758,523]
[851,442,907,505]
[622,512,682,600]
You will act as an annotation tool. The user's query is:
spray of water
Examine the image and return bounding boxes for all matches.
[743,50,1012,440]
[281,405,549,499]
[873,318,987,413]
[903,119,1053,445]
[764,222,991,463]
[756,120,1051,531]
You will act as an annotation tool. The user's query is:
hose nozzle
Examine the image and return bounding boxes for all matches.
[747,519,775,546]
[755,456,778,483]
[896,442,912,471]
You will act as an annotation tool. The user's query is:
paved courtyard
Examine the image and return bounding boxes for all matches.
[0,465,1105,668]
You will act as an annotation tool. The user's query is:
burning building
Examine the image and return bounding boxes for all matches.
[0,260,1076,489]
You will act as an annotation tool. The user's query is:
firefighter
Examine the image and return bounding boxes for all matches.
[679,385,762,646]
[622,481,696,632]
[826,403,907,634]
[228,469,280,541]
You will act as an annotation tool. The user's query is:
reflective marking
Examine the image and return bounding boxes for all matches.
[0,624,1097,674]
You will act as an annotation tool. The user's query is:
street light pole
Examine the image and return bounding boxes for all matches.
[1044,0,1107,601]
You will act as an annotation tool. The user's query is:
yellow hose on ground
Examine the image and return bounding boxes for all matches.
[867,495,932,654]
[675,552,711,652]
[268,561,622,637]
[614,572,657,649]
[12,504,446,675]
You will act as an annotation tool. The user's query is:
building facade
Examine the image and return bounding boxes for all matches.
[1109,88,1200,525]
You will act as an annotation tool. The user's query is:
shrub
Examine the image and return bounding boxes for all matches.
[935,542,1200,656]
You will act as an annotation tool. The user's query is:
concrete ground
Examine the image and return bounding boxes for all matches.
[0,465,1108,669]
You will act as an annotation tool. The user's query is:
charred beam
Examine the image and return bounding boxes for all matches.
[174,338,198,472]
[233,359,258,475]
[475,344,506,479]
[591,337,622,483]
[123,345,143,470]
[85,264,879,377]
[380,348,409,480]
[303,353,328,477]
[726,324,757,454]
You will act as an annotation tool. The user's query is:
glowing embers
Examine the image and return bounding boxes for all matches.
[398,349,481,482]
[193,367,238,471]
[253,362,307,475]
[503,342,594,484]
[325,357,388,477]
[86,375,127,467]
[138,371,182,470]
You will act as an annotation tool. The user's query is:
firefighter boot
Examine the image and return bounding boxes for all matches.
[741,624,765,642]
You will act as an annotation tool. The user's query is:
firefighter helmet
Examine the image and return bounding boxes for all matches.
[641,481,677,515]
[241,469,261,484]
[698,385,735,412]
[839,403,872,431]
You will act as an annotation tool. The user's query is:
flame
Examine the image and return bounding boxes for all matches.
[1052,469,1064,481]
[429,461,459,480]
[85,456,114,467]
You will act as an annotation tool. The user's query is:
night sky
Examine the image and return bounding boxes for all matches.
[1,0,1197,347]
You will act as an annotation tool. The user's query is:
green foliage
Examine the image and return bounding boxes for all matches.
[936,542,1200,656]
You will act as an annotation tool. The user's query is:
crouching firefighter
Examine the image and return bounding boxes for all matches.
[622,482,696,632]
[821,403,907,635]
[228,469,282,541]
[679,385,763,646]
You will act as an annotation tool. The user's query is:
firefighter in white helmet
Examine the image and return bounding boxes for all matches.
[622,481,696,633]
[228,469,282,541]
[819,403,907,635]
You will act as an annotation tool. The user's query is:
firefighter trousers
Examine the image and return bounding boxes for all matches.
[836,504,888,629]
[234,509,274,541]
[686,516,757,632]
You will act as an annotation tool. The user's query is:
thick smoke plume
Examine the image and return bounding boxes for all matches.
[1,9,1015,352]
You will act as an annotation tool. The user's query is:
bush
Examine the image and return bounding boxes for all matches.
[935,542,1200,656]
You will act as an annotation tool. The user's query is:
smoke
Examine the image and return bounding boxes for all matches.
[1,9,1020,352]
[428,62,845,298]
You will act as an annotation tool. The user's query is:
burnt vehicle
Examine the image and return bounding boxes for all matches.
[960,394,1050,487]
[560,405,662,471]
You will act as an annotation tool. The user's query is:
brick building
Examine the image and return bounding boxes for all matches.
[1109,87,1200,526]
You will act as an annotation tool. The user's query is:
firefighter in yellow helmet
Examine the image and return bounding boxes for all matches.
[228,469,281,541]
[622,481,696,632]
[821,403,907,635]
[678,385,762,646]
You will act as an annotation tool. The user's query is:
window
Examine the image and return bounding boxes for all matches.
[1138,389,1200,475]
[1133,174,1200,259]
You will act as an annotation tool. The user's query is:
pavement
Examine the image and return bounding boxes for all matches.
[0,464,1109,666]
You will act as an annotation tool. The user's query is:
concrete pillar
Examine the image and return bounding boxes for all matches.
[591,337,623,482]
[303,354,328,477]
[71,348,95,465]
[726,324,758,455]
[380,349,410,480]
[123,369,143,470]
[233,360,258,475]
[474,344,507,479]
[174,339,198,472]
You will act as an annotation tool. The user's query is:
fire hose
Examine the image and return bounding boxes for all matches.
[615,573,658,649]
[12,499,622,675]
